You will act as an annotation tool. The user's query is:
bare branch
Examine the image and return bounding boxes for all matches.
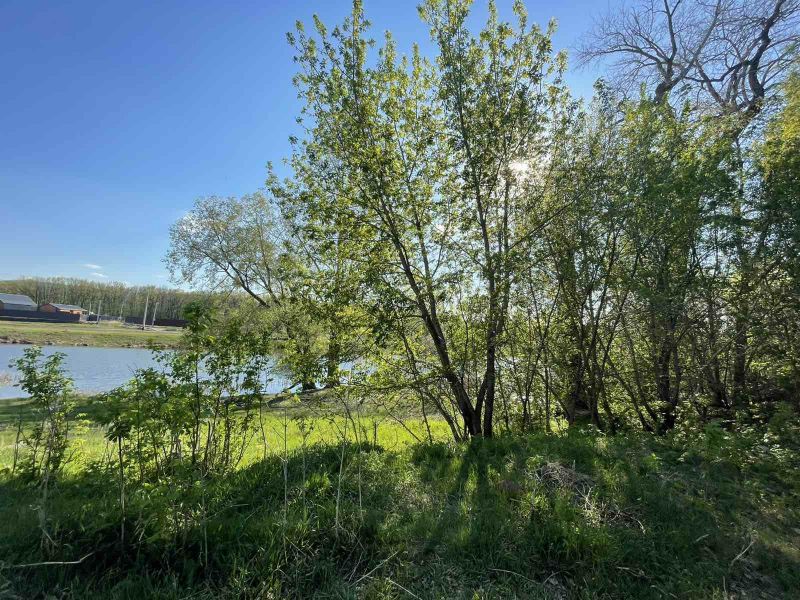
[580,0,800,115]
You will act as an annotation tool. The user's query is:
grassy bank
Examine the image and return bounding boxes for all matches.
[0,320,181,348]
[0,411,798,599]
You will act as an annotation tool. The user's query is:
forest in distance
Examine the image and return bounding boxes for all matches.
[2,0,799,598]
[0,278,209,320]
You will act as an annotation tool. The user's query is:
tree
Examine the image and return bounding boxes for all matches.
[615,100,734,432]
[541,85,630,431]
[579,0,800,113]
[582,0,800,412]
[750,73,800,398]
[285,0,567,438]
[166,192,322,390]
[269,170,369,389]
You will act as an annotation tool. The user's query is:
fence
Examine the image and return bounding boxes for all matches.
[124,316,187,328]
[0,309,81,323]
[0,310,184,326]
[153,318,187,328]
[86,314,124,323]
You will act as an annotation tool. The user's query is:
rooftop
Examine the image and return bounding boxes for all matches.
[48,303,86,311]
[0,293,37,306]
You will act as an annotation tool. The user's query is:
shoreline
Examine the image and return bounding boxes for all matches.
[0,320,181,349]
[0,337,161,349]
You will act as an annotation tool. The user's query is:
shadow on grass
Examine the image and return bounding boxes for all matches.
[1,430,798,599]
[0,394,110,429]
[408,431,800,598]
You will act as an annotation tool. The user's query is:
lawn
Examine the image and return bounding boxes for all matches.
[0,319,182,348]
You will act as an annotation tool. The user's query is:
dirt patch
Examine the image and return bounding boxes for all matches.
[531,461,644,530]
[533,461,596,496]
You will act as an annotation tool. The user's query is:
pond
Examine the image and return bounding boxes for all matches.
[0,344,291,399]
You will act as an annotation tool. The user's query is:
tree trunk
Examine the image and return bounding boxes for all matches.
[325,333,341,388]
[732,308,748,406]
[705,294,729,408]
[481,344,496,437]
[567,351,590,425]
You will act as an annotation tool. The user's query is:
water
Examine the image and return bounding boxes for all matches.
[0,344,291,399]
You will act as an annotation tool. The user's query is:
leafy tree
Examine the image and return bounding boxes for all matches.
[12,347,76,554]
[285,0,567,437]
[750,73,800,399]
[166,193,322,390]
[13,347,75,480]
[539,84,629,431]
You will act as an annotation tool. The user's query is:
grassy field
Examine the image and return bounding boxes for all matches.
[0,319,182,348]
[0,394,450,470]
[0,393,798,599]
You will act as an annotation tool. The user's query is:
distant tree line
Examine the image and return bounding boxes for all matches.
[0,277,210,320]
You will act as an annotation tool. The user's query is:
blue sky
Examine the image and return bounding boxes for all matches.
[1,0,607,286]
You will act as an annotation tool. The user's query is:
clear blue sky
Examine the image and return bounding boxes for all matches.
[1,0,607,286]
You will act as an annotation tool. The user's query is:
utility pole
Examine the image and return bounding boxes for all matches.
[151,301,159,328]
[142,293,149,331]
[96,299,102,326]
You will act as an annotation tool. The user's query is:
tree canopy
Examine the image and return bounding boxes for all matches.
[165,0,800,438]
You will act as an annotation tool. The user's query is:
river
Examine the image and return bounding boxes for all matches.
[0,344,291,399]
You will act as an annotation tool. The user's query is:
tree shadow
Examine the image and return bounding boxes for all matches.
[1,431,798,599]
[0,394,109,429]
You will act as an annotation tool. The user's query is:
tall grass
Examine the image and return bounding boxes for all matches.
[1,422,798,599]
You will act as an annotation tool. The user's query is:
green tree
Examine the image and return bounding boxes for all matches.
[166,192,322,390]
[13,347,74,480]
[286,0,567,438]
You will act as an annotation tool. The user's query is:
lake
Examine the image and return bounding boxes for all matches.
[0,344,291,399]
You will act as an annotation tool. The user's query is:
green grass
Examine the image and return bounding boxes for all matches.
[0,320,181,348]
[0,394,449,470]
[0,413,798,599]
